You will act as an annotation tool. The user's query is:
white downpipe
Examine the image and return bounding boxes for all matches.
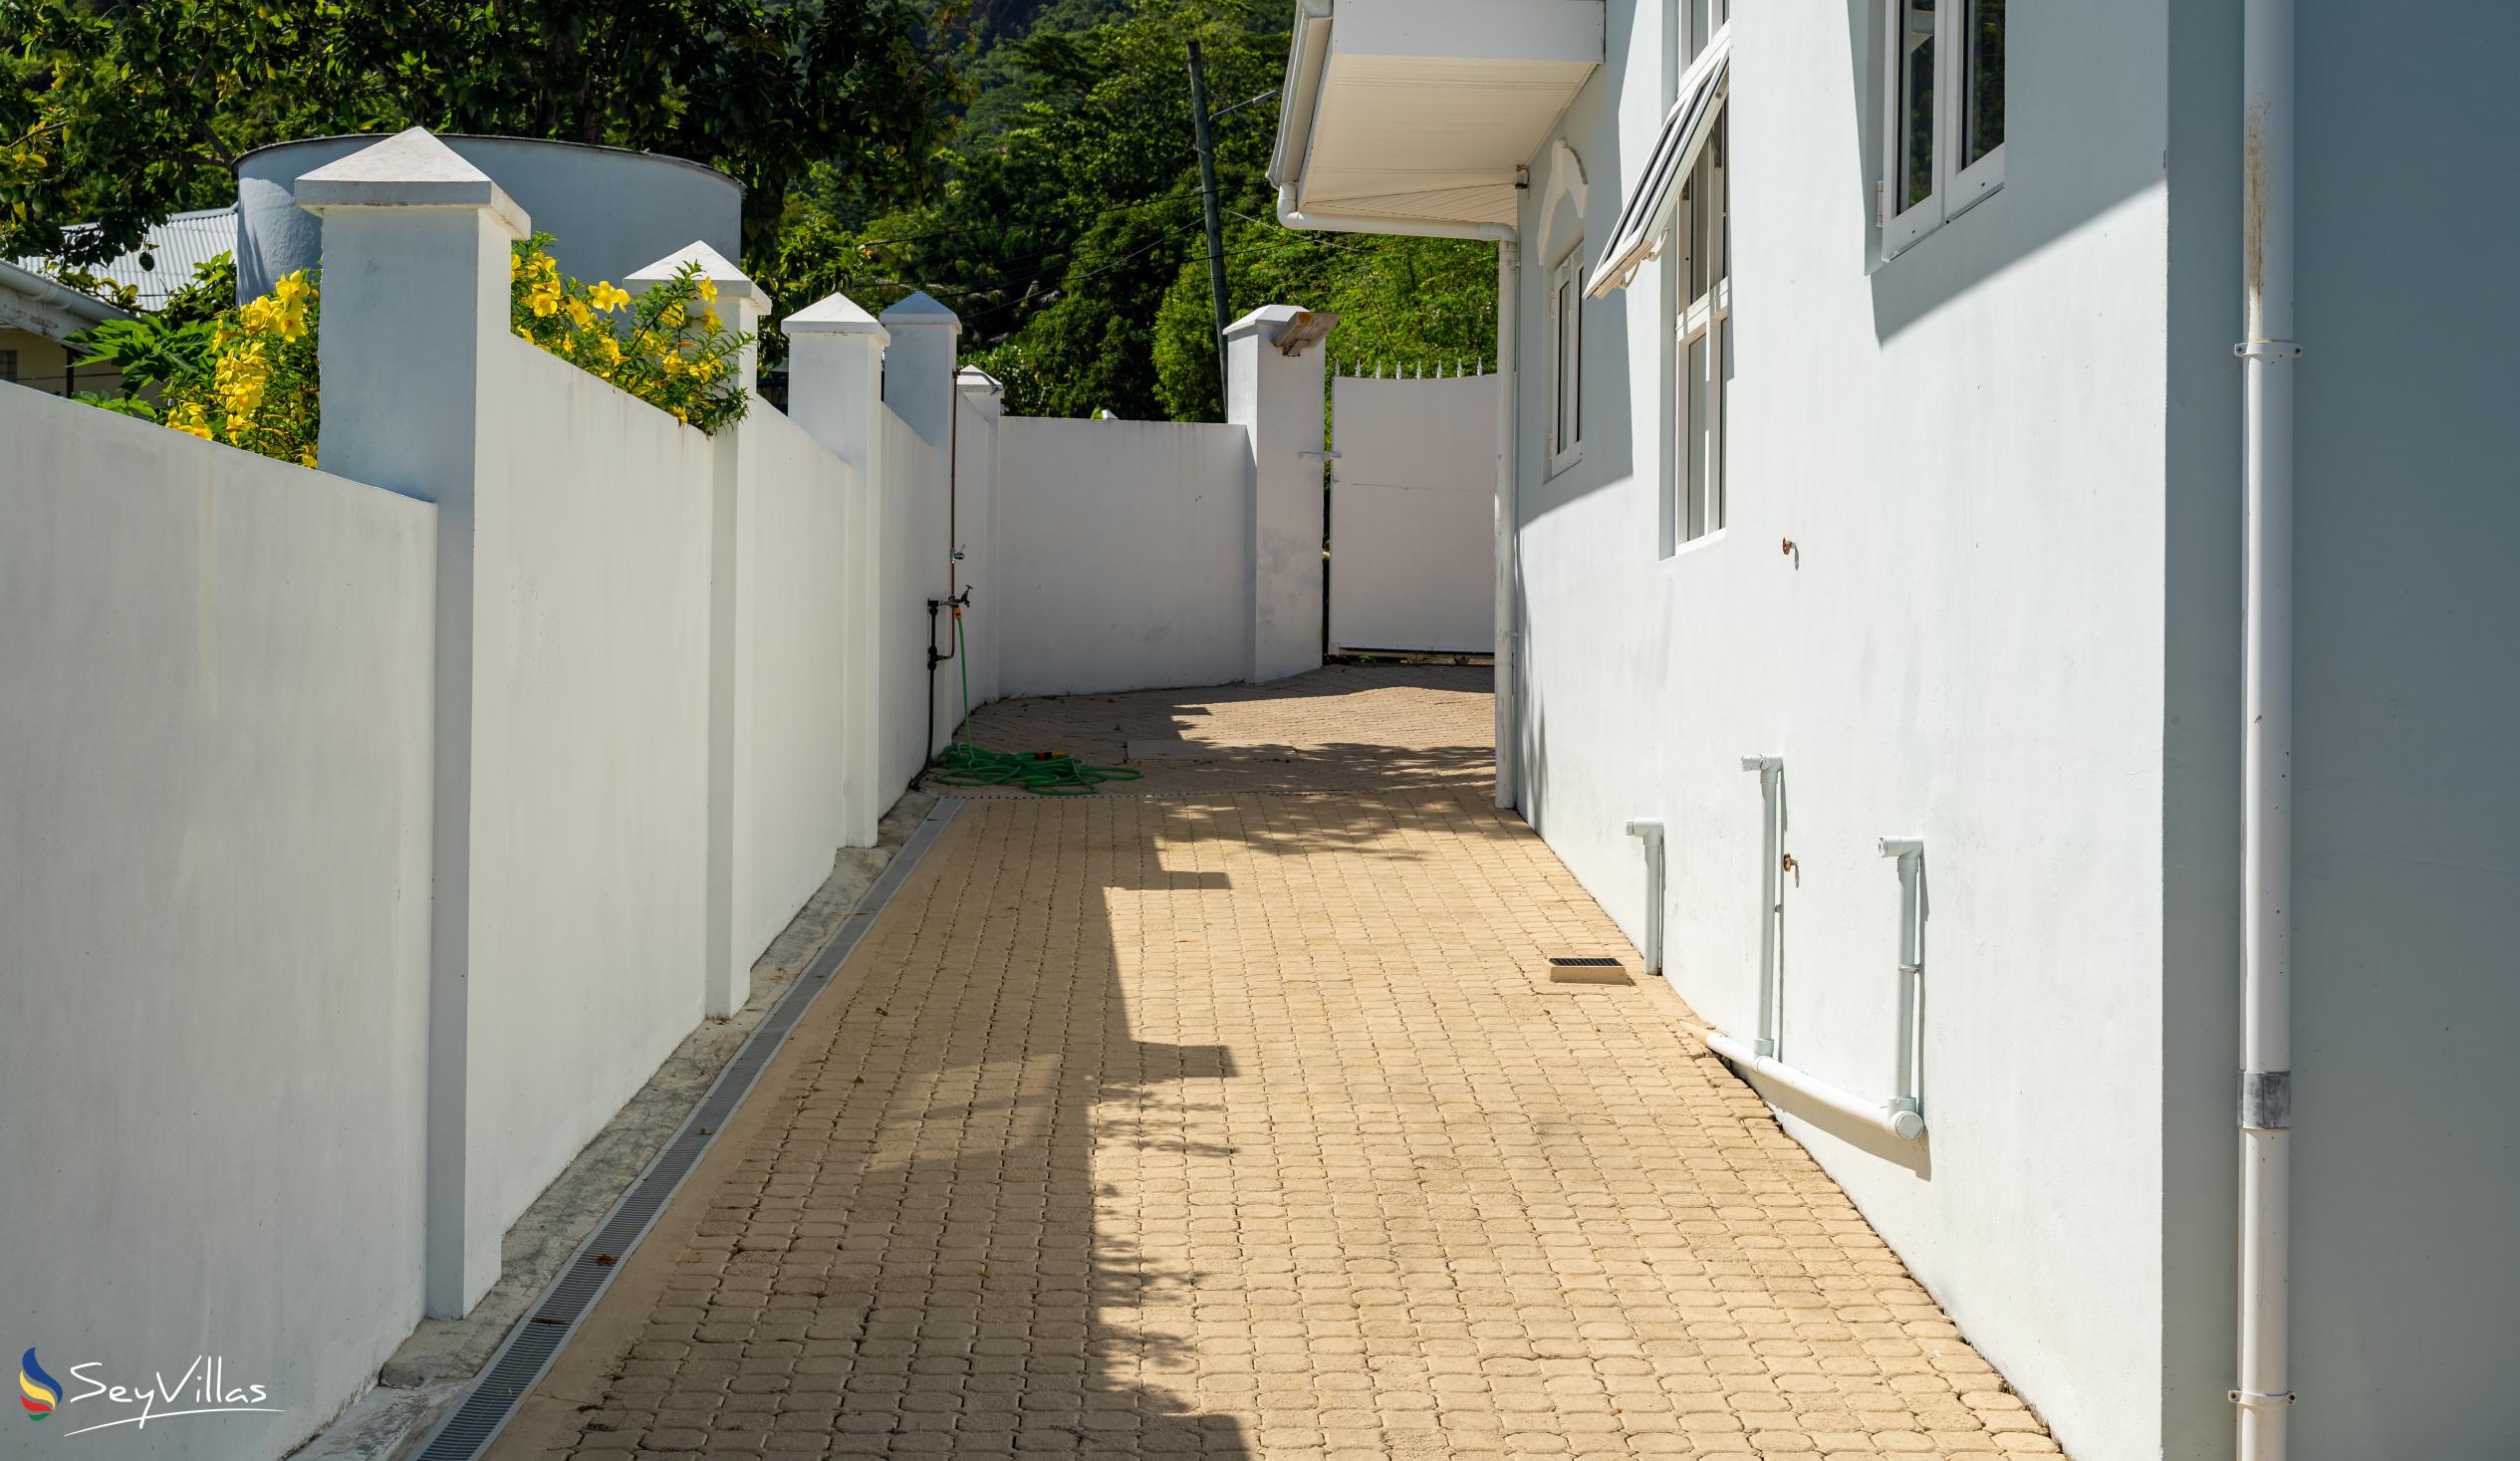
[1739,755,1784,1056]
[1880,838,1927,1139]
[1696,757,1925,1143]
[1493,240,1522,811]
[2235,0,2299,1448]
[1626,819,1664,973]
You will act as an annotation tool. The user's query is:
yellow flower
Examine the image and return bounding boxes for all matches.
[696,277,718,304]
[299,448,319,468]
[658,301,685,328]
[530,280,563,317]
[672,406,688,422]
[699,306,721,332]
[591,282,630,312]
[273,273,311,306]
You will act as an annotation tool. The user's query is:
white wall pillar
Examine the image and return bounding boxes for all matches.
[629,242,768,1019]
[301,127,528,1318]
[784,292,888,848]
[1226,304,1334,683]
[880,291,963,770]
[879,290,963,449]
[955,367,1005,713]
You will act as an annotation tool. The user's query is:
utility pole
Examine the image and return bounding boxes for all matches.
[1186,39,1232,407]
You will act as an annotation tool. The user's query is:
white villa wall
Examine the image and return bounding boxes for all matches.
[1330,370,1498,653]
[0,388,437,1461]
[725,405,862,984]
[991,417,1254,697]
[466,338,714,1248]
[1509,5,2174,1456]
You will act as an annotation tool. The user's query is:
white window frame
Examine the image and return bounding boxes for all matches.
[1880,0,2005,258]
[1665,115,1729,555]
[1547,246,1585,476]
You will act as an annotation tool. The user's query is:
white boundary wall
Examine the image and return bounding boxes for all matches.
[1330,370,1498,654]
[0,387,438,1461]
[466,339,715,1249]
[992,416,1254,698]
[721,405,861,985]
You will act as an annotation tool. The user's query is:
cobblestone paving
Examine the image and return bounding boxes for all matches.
[943,664,1494,797]
[495,672,2059,1460]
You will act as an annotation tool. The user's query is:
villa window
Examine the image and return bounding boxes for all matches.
[1668,117,1729,552]
[1548,247,1584,474]
[0,349,17,384]
[1882,0,2005,256]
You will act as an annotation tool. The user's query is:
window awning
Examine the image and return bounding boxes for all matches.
[1586,26,1730,297]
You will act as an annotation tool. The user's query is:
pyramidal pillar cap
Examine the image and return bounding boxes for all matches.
[879,290,962,336]
[293,127,528,238]
[784,291,888,343]
[627,240,768,317]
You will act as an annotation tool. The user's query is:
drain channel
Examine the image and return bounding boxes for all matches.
[412,799,963,1460]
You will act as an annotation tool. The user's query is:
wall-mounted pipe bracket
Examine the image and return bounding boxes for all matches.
[2239,1070,2293,1130]
[2232,339,2303,361]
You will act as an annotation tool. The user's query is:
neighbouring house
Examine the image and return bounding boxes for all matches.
[4,206,236,397]
[1270,3,2518,1460]
[0,258,127,396]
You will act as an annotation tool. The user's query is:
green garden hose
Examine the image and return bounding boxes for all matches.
[928,612,1142,797]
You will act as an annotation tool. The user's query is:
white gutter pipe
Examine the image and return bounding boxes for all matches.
[2234,0,2299,1448]
[1626,819,1664,973]
[1277,187,1520,244]
[1740,755,1785,1056]
[1493,239,1521,810]
[1880,838,1927,1139]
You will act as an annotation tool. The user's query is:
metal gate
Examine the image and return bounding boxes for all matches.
[1327,366,1499,655]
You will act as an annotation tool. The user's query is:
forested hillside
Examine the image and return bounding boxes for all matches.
[774,0,1498,419]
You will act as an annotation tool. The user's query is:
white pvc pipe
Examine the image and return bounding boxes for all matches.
[2236,0,2298,1449]
[1701,1029,1922,1142]
[1880,838,1926,1137]
[1492,240,1522,810]
[1739,756,1783,1056]
[1627,819,1665,973]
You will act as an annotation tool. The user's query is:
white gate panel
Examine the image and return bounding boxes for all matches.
[1330,370,1498,653]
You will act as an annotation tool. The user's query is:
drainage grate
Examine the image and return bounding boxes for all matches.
[412,799,962,1460]
[1546,955,1632,986]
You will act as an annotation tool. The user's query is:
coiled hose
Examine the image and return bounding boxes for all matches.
[927,612,1142,797]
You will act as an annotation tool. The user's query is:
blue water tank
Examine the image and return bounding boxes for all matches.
[233,133,744,303]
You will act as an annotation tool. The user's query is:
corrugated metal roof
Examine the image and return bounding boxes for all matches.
[14,207,237,309]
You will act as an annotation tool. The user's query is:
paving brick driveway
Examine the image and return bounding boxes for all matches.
[495,668,2059,1459]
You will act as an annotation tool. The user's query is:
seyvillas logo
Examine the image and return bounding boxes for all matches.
[19,1349,60,1420]
[18,1351,282,1438]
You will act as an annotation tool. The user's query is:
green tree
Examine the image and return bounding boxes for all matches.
[1,0,967,269]
[781,0,1496,420]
